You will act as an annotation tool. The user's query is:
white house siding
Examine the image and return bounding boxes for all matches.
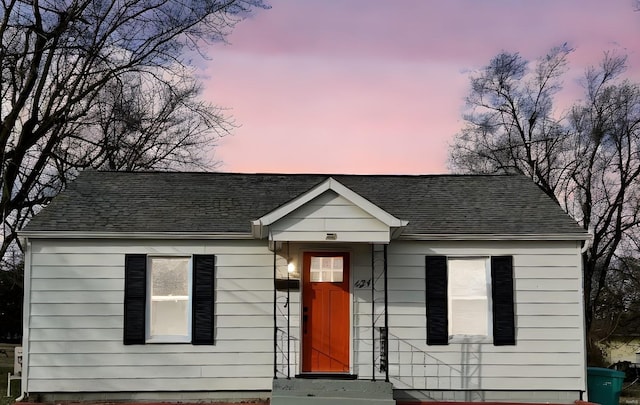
[25,238,282,394]
[350,240,586,400]
[25,237,585,401]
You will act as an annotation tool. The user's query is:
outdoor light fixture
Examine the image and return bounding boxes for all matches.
[276,258,299,291]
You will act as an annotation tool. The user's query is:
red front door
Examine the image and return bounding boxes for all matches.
[302,252,350,372]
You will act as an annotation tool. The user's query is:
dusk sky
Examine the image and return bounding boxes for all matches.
[202,1,640,175]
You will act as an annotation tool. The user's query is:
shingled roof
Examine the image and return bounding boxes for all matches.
[21,171,586,237]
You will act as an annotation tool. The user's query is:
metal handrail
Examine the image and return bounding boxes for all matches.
[275,326,298,379]
[387,331,463,390]
[275,292,298,378]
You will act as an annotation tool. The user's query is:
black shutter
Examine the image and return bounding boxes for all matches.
[426,256,448,345]
[491,256,516,345]
[124,254,147,345]
[192,254,215,345]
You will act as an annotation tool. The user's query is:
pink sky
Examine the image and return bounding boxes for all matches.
[202,0,640,174]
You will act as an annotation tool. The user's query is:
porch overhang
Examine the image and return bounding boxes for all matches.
[251,177,408,243]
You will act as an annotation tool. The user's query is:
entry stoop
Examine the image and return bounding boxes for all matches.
[271,378,396,405]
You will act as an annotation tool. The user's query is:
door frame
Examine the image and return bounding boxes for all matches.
[299,249,353,374]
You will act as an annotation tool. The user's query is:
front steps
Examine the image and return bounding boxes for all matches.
[271,377,396,405]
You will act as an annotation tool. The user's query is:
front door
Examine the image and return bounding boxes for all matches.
[302,252,350,372]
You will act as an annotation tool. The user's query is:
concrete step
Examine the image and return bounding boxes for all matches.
[271,378,395,405]
[271,396,396,405]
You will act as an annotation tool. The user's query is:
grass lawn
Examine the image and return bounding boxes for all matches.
[0,344,20,405]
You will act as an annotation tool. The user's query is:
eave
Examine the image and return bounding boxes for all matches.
[18,231,590,242]
[398,233,591,241]
[18,231,254,240]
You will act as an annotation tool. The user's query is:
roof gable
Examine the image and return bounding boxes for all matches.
[251,177,408,240]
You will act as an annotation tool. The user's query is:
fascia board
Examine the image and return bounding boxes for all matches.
[17,231,254,240]
[19,231,588,241]
[251,220,263,238]
[398,233,591,241]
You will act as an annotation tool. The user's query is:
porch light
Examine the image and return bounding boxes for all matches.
[287,262,295,273]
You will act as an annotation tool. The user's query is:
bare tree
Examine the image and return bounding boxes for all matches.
[449,47,640,344]
[0,0,267,264]
[70,70,230,172]
[592,256,640,341]
[567,54,640,335]
[449,45,573,201]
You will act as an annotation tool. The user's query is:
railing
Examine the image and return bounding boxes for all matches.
[275,326,298,379]
[385,331,495,402]
[387,331,463,390]
[274,288,298,379]
[371,244,389,380]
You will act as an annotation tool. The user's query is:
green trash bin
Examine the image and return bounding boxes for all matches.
[587,367,626,405]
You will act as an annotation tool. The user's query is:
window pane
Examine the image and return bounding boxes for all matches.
[151,258,189,296]
[310,268,322,282]
[449,258,487,296]
[448,258,489,336]
[450,298,489,335]
[151,299,189,336]
[149,257,190,338]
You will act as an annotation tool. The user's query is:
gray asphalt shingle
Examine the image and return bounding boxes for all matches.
[22,171,586,236]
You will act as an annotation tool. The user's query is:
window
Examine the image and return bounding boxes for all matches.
[447,258,491,336]
[148,257,191,342]
[124,254,215,345]
[309,256,344,282]
[426,255,515,346]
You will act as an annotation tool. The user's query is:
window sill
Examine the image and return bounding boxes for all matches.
[146,337,191,344]
[448,335,493,344]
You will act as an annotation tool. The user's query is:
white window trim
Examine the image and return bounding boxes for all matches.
[447,256,493,341]
[146,255,193,344]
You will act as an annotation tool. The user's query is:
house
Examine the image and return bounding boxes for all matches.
[595,325,640,367]
[600,336,640,365]
[598,332,640,368]
[17,171,589,404]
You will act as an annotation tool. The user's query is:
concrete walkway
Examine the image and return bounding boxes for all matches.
[19,402,269,405]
